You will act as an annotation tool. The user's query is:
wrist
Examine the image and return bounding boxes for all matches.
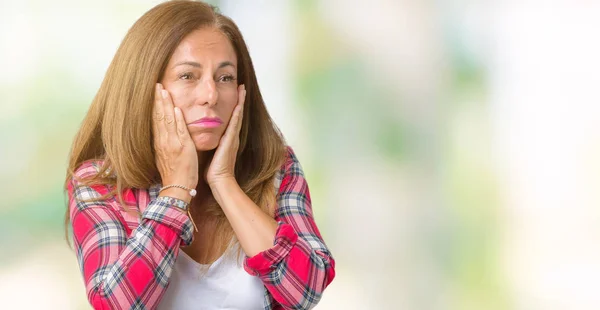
[209,177,238,203]
[155,194,199,232]
[155,196,189,212]
[163,179,197,190]
[158,188,193,204]
[209,176,236,189]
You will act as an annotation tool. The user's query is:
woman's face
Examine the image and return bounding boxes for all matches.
[160,27,239,151]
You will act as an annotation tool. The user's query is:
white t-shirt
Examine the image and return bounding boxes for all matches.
[157,248,265,309]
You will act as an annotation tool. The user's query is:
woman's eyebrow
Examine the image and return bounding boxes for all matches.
[172,61,235,69]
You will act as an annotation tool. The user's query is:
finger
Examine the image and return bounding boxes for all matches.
[153,84,167,143]
[174,107,192,143]
[161,88,177,136]
[235,84,246,135]
[223,100,243,143]
[219,85,246,147]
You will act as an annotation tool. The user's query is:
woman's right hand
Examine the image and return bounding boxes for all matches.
[153,83,198,202]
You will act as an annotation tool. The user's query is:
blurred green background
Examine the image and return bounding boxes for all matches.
[1,0,600,309]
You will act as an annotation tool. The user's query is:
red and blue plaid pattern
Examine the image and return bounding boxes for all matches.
[68,147,335,309]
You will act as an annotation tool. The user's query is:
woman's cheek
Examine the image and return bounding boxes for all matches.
[225,106,237,124]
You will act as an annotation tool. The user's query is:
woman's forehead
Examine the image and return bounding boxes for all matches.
[169,28,237,68]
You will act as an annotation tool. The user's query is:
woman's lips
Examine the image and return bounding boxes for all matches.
[188,117,223,128]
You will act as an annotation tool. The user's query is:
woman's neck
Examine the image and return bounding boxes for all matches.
[193,149,215,205]
[195,149,214,188]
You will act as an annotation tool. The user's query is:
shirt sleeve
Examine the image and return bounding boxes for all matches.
[244,147,336,309]
[68,162,194,310]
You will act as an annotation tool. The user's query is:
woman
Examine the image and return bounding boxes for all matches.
[64,1,335,309]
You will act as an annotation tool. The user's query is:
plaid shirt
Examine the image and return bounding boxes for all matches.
[68,147,335,310]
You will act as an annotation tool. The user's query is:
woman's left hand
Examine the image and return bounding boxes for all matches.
[205,84,246,187]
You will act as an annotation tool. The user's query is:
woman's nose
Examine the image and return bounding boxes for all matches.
[197,78,218,107]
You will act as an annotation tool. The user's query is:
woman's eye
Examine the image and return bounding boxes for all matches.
[219,75,236,83]
[178,72,194,80]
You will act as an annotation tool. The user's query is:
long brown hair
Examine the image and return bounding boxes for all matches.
[65,0,287,256]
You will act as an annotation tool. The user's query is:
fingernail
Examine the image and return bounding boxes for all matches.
[161,89,168,98]
[156,83,162,90]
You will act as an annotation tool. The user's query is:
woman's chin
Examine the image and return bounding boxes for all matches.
[192,135,220,151]
[194,142,219,151]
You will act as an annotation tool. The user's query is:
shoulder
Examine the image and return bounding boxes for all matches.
[69,160,112,209]
[70,159,136,211]
[70,159,111,196]
[69,161,142,226]
[73,159,107,181]
[275,146,307,191]
[281,146,302,173]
